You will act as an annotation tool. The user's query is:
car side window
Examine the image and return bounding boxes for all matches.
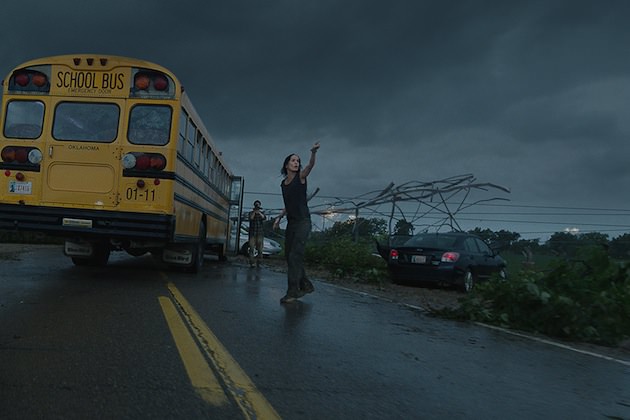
[475,238,492,255]
[464,237,479,253]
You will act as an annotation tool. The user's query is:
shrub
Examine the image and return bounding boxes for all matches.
[442,246,630,347]
[305,237,387,284]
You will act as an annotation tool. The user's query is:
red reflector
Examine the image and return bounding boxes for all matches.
[136,179,145,188]
[15,172,25,181]
[154,178,161,185]
[14,73,29,86]
[4,170,10,177]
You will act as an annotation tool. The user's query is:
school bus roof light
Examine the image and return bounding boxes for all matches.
[14,72,29,86]
[133,70,170,93]
[32,73,47,87]
[134,73,150,90]
[11,70,50,92]
[153,75,169,91]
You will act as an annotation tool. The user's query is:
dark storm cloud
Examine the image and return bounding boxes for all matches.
[0,0,628,237]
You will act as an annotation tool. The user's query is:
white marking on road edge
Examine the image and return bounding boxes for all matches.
[476,322,630,367]
[327,282,630,367]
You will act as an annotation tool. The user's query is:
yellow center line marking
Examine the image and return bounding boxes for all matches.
[158,296,228,406]
[166,282,281,420]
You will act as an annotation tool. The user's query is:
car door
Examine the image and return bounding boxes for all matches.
[474,238,499,279]
[462,237,483,273]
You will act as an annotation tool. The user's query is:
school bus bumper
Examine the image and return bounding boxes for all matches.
[0,203,175,241]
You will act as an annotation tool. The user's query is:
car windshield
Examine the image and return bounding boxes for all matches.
[403,234,458,249]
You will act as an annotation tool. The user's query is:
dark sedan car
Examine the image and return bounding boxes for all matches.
[385,231,507,292]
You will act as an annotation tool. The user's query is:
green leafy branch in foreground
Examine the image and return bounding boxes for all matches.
[438,246,630,347]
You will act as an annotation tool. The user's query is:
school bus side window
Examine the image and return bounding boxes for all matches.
[4,100,44,139]
[128,104,172,146]
[186,122,196,161]
[53,102,119,142]
[178,110,188,154]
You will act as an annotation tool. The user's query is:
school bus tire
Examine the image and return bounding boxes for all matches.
[184,222,206,273]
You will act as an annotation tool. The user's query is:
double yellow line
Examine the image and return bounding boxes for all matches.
[159,282,280,419]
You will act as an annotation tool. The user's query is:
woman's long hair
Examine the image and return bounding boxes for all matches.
[281,153,301,176]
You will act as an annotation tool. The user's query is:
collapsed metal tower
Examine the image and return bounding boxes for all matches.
[308,173,510,235]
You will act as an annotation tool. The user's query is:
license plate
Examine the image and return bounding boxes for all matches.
[411,255,427,264]
[63,218,93,228]
[8,181,32,195]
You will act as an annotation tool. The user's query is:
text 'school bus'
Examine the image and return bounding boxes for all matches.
[0,54,244,272]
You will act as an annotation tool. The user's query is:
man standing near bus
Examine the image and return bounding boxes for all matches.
[248,200,266,267]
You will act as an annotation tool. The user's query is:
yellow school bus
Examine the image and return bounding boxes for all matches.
[0,54,243,271]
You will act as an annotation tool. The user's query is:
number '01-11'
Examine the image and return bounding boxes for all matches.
[56,71,125,90]
[126,188,156,201]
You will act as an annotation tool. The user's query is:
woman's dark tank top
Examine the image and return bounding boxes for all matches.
[281,175,310,221]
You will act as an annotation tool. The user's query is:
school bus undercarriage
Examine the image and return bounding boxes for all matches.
[0,202,218,271]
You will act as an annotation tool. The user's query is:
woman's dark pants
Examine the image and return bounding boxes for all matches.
[284,218,311,296]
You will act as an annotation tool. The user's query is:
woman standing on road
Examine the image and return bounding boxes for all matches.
[273,141,320,304]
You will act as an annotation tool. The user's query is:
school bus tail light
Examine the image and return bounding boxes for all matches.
[121,152,167,171]
[1,146,43,165]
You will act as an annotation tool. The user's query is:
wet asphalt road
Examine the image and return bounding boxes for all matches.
[1,245,629,419]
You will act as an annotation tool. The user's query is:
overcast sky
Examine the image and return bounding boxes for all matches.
[1,0,629,239]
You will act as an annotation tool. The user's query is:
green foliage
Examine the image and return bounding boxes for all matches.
[546,231,610,258]
[468,228,520,248]
[305,236,387,284]
[610,233,630,260]
[324,218,387,240]
[446,246,630,346]
[394,219,414,235]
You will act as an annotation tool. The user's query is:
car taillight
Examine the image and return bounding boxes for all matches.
[389,249,399,260]
[441,252,460,262]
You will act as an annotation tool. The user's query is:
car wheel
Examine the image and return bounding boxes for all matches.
[460,269,475,293]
